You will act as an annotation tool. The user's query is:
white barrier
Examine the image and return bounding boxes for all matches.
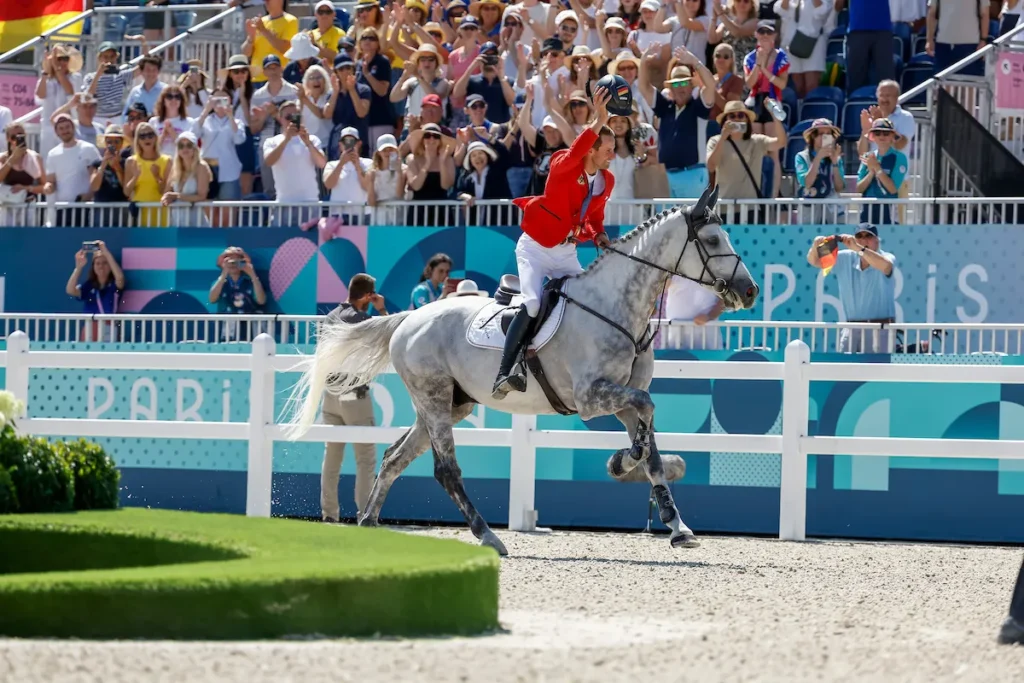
[4,331,1024,539]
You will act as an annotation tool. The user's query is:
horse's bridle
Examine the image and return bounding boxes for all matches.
[555,208,745,356]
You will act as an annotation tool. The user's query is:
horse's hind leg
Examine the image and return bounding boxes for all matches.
[358,403,476,527]
[613,408,700,549]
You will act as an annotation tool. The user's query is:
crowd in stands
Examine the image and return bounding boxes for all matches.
[2,0,1018,231]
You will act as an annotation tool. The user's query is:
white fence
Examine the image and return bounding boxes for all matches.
[3,331,1024,538]
[5,313,1024,356]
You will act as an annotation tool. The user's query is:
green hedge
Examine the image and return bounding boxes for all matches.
[0,426,119,514]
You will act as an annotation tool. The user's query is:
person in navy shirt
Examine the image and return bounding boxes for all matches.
[326,55,371,158]
[640,48,716,172]
[838,0,894,92]
[450,41,517,124]
[354,27,394,153]
[66,240,125,341]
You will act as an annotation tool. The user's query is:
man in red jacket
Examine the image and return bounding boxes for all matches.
[493,88,616,399]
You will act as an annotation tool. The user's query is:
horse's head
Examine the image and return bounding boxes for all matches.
[673,185,759,311]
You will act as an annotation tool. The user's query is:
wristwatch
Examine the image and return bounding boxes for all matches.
[860,246,867,253]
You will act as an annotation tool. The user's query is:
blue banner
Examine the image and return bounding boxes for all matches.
[0,223,1014,323]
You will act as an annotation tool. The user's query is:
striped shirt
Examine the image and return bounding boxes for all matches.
[82,67,136,120]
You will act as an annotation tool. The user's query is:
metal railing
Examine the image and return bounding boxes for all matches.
[5,313,1024,356]
[3,196,1024,229]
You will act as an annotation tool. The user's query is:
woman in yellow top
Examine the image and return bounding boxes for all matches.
[124,123,171,227]
[310,0,345,63]
[241,0,299,84]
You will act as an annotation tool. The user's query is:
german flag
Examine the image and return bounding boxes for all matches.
[0,0,84,53]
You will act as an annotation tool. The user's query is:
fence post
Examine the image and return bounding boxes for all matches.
[508,413,538,532]
[779,339,810,541]
[5,331,30,420]
[246,333,276,517]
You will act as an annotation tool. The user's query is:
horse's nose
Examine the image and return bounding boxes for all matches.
[743,282,760,308]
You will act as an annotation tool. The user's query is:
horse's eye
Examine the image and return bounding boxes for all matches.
[706,236,720,247]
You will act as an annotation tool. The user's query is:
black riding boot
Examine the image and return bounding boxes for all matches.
[492,305,534,399]
[999,555,1024,644]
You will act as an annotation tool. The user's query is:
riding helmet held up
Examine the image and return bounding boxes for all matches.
[588,74,633,117]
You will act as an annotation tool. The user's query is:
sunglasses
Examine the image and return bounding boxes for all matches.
[669,80,691,88]
[138,132,157,139]
[855,232,875,239]
[469,102,486,109]
[316,7,334,13]
[165,93,183,100]
[725,113,747,121]
[559,24,578,32]
[57,56,70,62]
[449,9,466,16]
[419,56,437,63]
[360,35,379,41]
[714,53,730,59]
[128,114,146,122]
[356,6,373,12]
[569,100,589,108]
[873,130,893,136]
[617,63,637,70]
[756,28,774,35]
[505,20,521,27]
[177,142,194,149]
[308,75,325,82]
[423,132,441,139]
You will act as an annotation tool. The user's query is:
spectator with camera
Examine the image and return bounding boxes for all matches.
[82,39,147,129]
[263,100,327,226]
[87,124,128,224]
[209,247,268,341]
[195,89,247,214]
[251,54,300,199]
[411,253,455,308]
[179,59,210,119]
[122,55,166,122]
[795,118,844,222]
[324,126,373,225]
[0,123,45,226]
[66,240,126,341]
[222,55,257,197]
[35,45,83,157]
[807,225,896,353]
[856,117,907,225]
[325,55,371,156]
[451,42,520,126]
[320,272,388,525]
[44,114,101,227]
[48,93,104,148]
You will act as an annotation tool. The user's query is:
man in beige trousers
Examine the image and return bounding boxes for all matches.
[320,273,387,523]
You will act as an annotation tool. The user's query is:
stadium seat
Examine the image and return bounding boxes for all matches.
[780,87,799,129]
[901,54,935,105]
[334,7,352,31]
[173,11,197,31]
[103,14,128,43]
[783,120,814,174]
[801,86,844,124]
[826,36,845,61]
[301,16,317,30]
[847,85,877,102]
[841,101,873,140]
[893,55,904,82]
[836,7,849,28]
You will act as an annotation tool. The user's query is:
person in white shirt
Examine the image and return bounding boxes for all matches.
[663,275,725,350]
[250,55,300,200]
[263,100,326,226]
[44,114,102,227]
[527,38,571,130]
[195,89,247,226]
[509,0,555,44]
[35,45,84,157]
[323,126,373,225]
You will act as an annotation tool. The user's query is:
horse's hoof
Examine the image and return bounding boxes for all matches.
[670,533,701,549]
[998,616,1024,645]
[628,442,650,466]
[481,531,508,556]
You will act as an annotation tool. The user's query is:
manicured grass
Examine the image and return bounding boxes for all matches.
[0,509,499,639]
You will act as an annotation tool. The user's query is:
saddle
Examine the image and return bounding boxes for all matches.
[494,274,576,416]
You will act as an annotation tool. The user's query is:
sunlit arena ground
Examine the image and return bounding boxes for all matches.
[2,527,1024,683]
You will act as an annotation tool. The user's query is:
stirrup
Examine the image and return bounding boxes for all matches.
[492,364,527,398]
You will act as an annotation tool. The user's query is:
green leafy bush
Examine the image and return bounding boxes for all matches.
[56,439,120,510]
[0,428,74,513]
[0,465,18,514]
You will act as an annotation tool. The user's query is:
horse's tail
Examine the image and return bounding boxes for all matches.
[283,311,413,440]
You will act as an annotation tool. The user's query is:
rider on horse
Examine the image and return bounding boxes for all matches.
[492,85,631,399]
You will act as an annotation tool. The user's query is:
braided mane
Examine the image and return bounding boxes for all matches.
[581,205,683,274]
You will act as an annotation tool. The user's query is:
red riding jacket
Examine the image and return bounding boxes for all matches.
[512,128,615,248]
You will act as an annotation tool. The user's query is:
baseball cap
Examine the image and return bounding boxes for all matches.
[480,41,498,55]
[756,20,776,33]
[52,113,74,128]
[459,15,480,28]
[340,126,360,139]
[466,94,486,107]
[128,102,149,117]
[855,223,879,238]
[541,115,558,130]
[540,37,564,55]
[315,0,335,10]
[338,36,356,50]
[333,54,355,69]
[422,93,443,108]
[640,0,660,11]
[262,54,282,69]
[97,41,117,55]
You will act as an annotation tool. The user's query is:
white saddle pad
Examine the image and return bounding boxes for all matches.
[466,295,567,352]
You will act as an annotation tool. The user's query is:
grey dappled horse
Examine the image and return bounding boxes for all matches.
[285,186,759,555]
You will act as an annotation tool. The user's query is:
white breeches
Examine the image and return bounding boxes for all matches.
[515,233,584,317]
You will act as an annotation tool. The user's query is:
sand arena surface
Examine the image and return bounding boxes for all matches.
[2,528,1023,683]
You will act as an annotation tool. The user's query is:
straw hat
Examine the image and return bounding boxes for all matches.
[606,51,641,76]
[563,45,599,72]
[50,44,83,74]
[469,0,505,18]
[715,100,755,125]
[410,42,446,64]
[463,140,498,170]
[453,279,489,297]
[802,118,840,143]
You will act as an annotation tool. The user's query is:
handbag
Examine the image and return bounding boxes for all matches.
[633,162,670,199]
[788,1,820,59]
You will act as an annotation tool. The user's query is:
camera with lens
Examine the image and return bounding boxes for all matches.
[481,53,499,67]
[103,63,118,75]
[15,134,26,148]
[287,113,302,127]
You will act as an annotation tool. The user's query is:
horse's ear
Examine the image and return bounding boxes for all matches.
[707,184,720,210]
[693,185,711,215]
